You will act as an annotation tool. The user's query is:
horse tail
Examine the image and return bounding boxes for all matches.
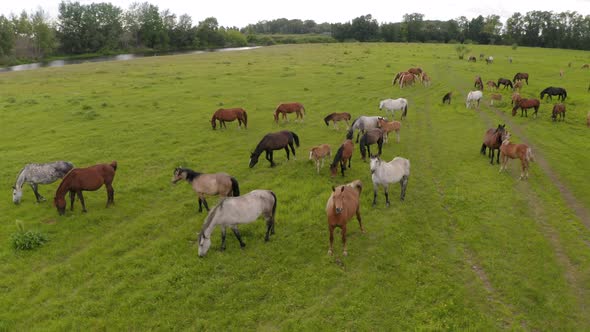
[110,161,118,171]
[291,132,300,147]
[242,110,247,128]
[403,103,408,118]
[323,114,331,126]
[230,177,240,197]
[563,90,567,99]
[270,191,277,221]
[350,117,359,129]
[480,143,487,155]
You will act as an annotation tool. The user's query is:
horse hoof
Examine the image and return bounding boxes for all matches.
[328,249,333,256]
[343,251,348,257]
[240,243,246,248]
[386,203,390,207]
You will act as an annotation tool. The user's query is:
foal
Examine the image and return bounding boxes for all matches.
[309,144,331,174]
[377,117,401,143]
[499,132,534,180]
[551,104,566,122]
[326,180,364,256]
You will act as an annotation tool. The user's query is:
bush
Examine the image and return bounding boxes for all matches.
[512,43,518,50]
[10,221,47,251]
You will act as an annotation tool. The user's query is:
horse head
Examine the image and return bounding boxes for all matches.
[54,196,66,215]
[197,232,211,257]
[12,186,22,204]
[369,155,381,174]
[331,186,346,214]
[249,152,259,168]
[171,167,186,184]
[211,116,217,129]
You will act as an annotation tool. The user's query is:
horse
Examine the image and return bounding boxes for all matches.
[513,72,529,85]
[330,139,354,177]
[485,56,494,64]
[540,87,567,101]
[392,71,409,86]
[379,98,408,120]
[509,57,513,64]
[407,67,423,79]
[512,98,540,118]
[197,190,276,257]
[479,53,485,59]
[211,108,248,129]
[12,161,74,204]
[468,56,477,62]
[551,104,566,122]
[377,117,401,143]
[582,64,589,69]
[249,131,300,168]
[326,180,364,256]
[513,80,523,92]
[53,161,117,215]
[499,132,534,180]
[359,128,384,161]
[273,102,305,123]
[490,93,502,106]
[399,73,415,88]
[474,76,484,90]
[559,69,564,78]
[511,92,521,106]
[486,80,497,91]
[323,112,351,129]
[369,155,410,207]
[309,144,331,174]
[466,90,483,109]
[420,72,431,86]
[480,124,506,165]
[442,92,452,104]
[347,116,381,143]
[497,78,513,89]
[172,167,240,213]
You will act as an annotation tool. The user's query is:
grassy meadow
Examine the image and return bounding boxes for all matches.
[1,43,589,330]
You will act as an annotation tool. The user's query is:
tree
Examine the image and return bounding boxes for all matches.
[196,17,224,48]
[0,15,15,56]
[402,13,424,42]
[31,8,56,57]
[350,14,379,42]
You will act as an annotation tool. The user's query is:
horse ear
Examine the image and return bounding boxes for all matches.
[340,186,345,192]
[332,186,336,192]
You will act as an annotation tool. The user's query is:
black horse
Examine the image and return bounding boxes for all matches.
[497,78,513,89]
[540,87,567,101]
[359,128,384,161]
[249,131,300,168]
[442,92,452,104]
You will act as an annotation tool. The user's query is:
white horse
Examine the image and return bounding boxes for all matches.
[347,116,381,143]
[379,98,408,121]
[12,161,74,204]
[197,189,276,257]
[466,90,483,109]
[369,155,410,207]
[486,56,494,64]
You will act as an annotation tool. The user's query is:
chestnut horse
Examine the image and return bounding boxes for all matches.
[274,102,305,123]
[474,76,484,90]
[513,72,529,85]
[324,112,351,129]
[249,131,300,168]
[480,124,506,165]
[551,104,566,122]
[399,73,415,88]
[211,108,247,129]
[512,98,540,118]
[53,161,117,215]
[490,93,502,105]
[359,128,384,161]
[330,139,354,177]
[377,117,401,143]
[309,144,332,174]
[326,180,364,256]
[392,71,409,86]
[499,132,534,180]
[172,167,240,213]
[486,80,497,91]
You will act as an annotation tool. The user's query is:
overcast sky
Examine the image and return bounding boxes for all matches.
[2,0,589,27]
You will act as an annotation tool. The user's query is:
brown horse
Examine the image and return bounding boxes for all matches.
[499,132,534,180]
[172,167,239,212]
[480,124,506,165]
[513,72,529,85]
[511,92,521,106]
[512,98,540,118]
[53,161,117,215]
[486,80,497,91]
[468,56,477,62]
[408,67,423,77]
[581,64,589,69]
[326,180,364,256]
[513,80,523,92]
[309,144,332,174]
[420,72,431,86]
[249,130,300,168]
[377,117,401,143]
[399,73,415,88]
[392,71,409,86]
[359,128,384,161]
[551,104,566,122]
[324,112,351,129]
[330,139,354,177]
[274,102,305,123]
[490,93,502,105]
[474,76,484,90]
[211,108,247,129]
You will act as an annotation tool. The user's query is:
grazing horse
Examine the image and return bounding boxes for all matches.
[485,56,494,64]
[497,78,513,89]
[499,132,534,180]
[330,139,354,177]
[420,72,431,86]
[392,71,409,86]
[486,80,497,91]
[480,124,506,165]
[377,117,401,143]
[551,104,566,122]
[359,128,384,161]
[347,116,381,143]
[326,180,364,256]
[582,64,589,69]
[513,72,529,85]
[540,87,567,101]
[12,161,74,204]
[379,98,408,120]
[474,76,484,90]
[490,93,502,105]
[511,93,521,106]
[369,155,410,207]
[309,144,331,174]
[442,92,452,104]
[249,131,300,168]
[468,56,477,62]
[466,90,483,109]
[399,73,415,88]
[53,161,117,215]
[323,112,351,129]
[211,108,247,129]
[172,167,240,213]
[512,98,541,118]
[197,190,276,257]
[513,80,523,92]
[273,102,305,123]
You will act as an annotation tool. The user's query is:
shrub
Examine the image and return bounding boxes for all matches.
[10,221,47,251]
[512,43,518,50]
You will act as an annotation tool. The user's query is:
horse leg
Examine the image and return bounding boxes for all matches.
[202,197,209,212]
[77,191,87,212]
[105,183,114,207]
[340,160,346,177]
[220,226,227,251]
[265,215,274,241]
[356,208,365,233]
[401,175,409,201]
[289,142,296,159]
[231,225,246,248]
[489,149,495,165]
[30,183,45,202]
[284,147,290,160]
[69,191,76,211]
[384,186,390,207]
[396,130,400,143]
[341,224,348,256]
[328,224,335,255]
[316,160,320,174]
[378,140,383,156]
[496,148,500,164]
[372,184,378,207]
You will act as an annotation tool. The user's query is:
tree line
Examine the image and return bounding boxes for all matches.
[0,2,589,66]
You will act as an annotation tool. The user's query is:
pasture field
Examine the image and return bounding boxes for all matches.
[0,43,589,330]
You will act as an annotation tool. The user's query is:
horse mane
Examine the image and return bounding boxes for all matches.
[324,114,332,126]
[200,199,225,235]
[55,168,75,197]
[346,129,354,140]
[330,145,344,168]
[180,168,201,181]
[350,117,360,129]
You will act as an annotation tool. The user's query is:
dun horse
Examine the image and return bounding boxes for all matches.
[551,104,566,122]
[172,167,240,212]
[53,161,117,215]
[512,98,540,118]
[211,108,247,129]
[499,132,534,180]
[359,128,384,161]
[197,190,276,257]
[323,112,351,129]
[377,117,401,143]
[249,130,300,168]
[273,102,305,123]
[309,144,331,174]
[326,180,364,256]
[480,124,506,165]
[13,161,74,204]
[513,72,529,85]
[369,155,410,207]
[330,138,354,177]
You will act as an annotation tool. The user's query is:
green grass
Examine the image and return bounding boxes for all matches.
[0,43,589,330]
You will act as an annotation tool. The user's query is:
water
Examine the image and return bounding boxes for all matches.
[0,46,261,73]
